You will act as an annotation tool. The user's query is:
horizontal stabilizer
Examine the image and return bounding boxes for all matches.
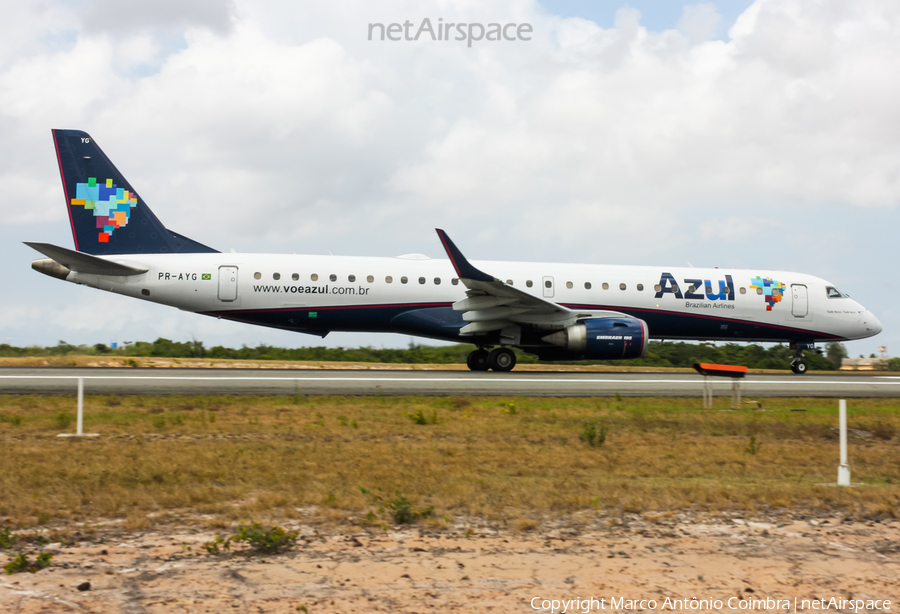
[25,242,148,276]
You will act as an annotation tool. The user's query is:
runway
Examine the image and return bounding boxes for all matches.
[1,368,899,397]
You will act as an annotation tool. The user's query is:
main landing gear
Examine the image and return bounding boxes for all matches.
[790,343,811,374]
[466,347,517,372]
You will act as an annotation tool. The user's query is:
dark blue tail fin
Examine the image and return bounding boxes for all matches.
[52,129,218,255]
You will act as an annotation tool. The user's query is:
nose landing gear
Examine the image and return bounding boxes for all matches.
[790,341,815,374]
[466,347,517,372]
[790,358,808,374]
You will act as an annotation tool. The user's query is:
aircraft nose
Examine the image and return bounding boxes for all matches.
[859,308,882,337]
[868,313,883,336]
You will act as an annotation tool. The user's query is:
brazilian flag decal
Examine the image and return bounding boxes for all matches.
[201,273,211,280]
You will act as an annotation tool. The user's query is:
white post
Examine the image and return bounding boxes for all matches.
[837,399,851,486]
[731,380,741,410]
[58,377,99,438]
[76,377,84,436]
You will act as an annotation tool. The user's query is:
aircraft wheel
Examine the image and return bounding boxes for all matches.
[791,360,808,375]
[467,349,490,371]
[488,347,517,372]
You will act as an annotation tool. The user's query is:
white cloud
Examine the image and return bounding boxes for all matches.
[83,0,235,35]
[698,216,781,244]
[678,4,723,43]
[1,0,898,353]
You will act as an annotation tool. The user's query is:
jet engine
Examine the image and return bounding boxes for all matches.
[541,317,649,360]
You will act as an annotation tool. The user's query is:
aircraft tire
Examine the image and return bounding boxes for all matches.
[488,347,517,372]
[467,349,490,371]
[791,360,808,375]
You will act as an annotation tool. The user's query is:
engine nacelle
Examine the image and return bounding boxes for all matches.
[542,317,649,360]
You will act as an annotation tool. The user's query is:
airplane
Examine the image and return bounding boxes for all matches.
[28,130,882,374]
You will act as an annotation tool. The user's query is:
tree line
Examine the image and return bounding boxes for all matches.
[0,339,889,371]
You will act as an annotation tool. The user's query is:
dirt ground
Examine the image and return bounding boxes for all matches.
[2,511,897,614]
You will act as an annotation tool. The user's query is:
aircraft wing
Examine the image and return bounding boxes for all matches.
[435,229,622,336]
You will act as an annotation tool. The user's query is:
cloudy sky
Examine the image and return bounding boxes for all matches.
[1,0,898,357]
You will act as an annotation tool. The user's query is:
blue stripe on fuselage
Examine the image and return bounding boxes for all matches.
[201,302,843,344]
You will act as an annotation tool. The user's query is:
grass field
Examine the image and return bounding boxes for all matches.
[0,394,898,529]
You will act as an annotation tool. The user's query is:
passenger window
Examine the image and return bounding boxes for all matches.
[348,275,356,282]
[311,273,318,281]
[619,283,626,290]
[602,282,609,290]
[434,277,441,285]
[654,284,661,292]
[705,284,712,293]
[254,272,261,280]
[566,281,573,289]
[544,280,552,289]
[585,282,591,290]
[526,280,533,288]
[451,278,459,286]
[418,277,426,284]
[506,279,513,285]
[292,273,299,281]
[329,274,337,282]
[757,287,763,295]
[672,284,679,293]
[637,284,644,291]
[687,285,696,293]
[401,276,408,284]
[367,275,374,283]
[273,273,281,280]
[739,287,746,295]
[385,276,393,283]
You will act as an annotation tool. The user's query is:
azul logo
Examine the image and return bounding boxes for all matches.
[655,273,735,301]
[70,177,138,243]
[750,276,785,311]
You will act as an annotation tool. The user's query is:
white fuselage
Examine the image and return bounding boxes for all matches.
[60,252,881,346]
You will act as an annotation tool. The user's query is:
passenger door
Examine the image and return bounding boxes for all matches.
[791,284,808,317]
[218,266,238,302]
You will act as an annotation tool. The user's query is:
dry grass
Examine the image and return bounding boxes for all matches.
[0,394,898,528]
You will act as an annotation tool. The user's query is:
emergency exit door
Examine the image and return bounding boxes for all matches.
[791,284,808,317]
[542,276,555,298]
[218,266,238,302]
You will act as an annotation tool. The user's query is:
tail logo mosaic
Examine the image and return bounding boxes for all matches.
[70,177,138,243]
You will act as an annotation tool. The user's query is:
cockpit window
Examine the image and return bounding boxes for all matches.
[826,286,849,298]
